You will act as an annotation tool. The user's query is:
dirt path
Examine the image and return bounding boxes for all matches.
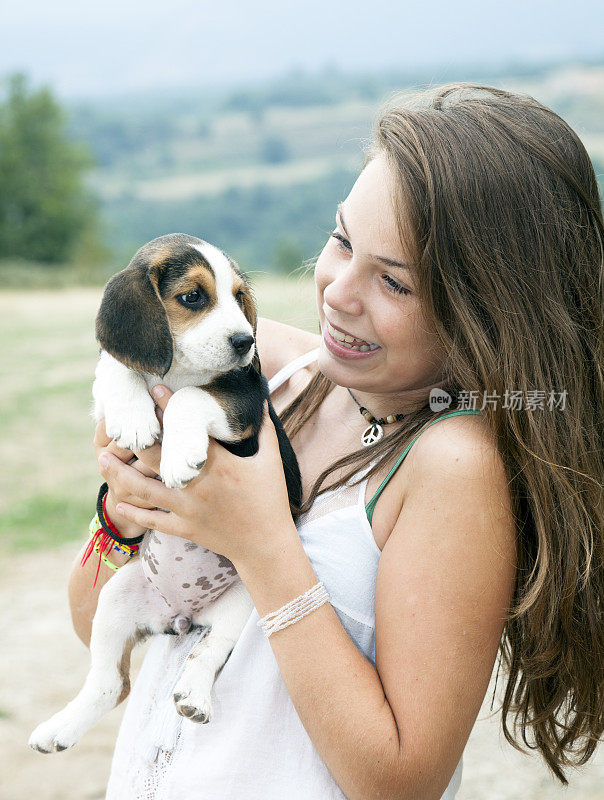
[1,545,602,800]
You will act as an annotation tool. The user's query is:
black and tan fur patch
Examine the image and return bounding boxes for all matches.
[96,234,220,375]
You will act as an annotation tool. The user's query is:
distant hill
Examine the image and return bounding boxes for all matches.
[66,60,604,270]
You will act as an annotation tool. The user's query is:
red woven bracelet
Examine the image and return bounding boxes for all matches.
[96,483,145,545]
[102,491,122,537]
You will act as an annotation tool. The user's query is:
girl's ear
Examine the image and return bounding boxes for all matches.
[95,263,173,376]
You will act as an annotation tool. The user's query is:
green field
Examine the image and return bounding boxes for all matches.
[0,278,317,555]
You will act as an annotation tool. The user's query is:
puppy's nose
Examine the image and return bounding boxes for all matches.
[229,333,255,355]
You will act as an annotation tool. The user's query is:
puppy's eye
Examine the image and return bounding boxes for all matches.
[178,287,208,309]
[235,290,245,308]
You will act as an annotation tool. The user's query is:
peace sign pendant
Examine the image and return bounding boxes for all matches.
[361,423,384,446]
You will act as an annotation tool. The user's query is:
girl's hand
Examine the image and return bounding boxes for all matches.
[93,416,161,539]
[97,386,299,570]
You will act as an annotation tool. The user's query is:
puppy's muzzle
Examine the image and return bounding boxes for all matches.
[229,333,255,357]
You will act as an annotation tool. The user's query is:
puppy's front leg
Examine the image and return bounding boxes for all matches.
[173,580,254,723]
[160,386,234,489]
[92,350,160,451]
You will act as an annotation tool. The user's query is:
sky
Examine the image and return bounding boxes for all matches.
[2,0,603,99]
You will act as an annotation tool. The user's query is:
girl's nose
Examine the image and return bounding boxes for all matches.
[323,268,363,318]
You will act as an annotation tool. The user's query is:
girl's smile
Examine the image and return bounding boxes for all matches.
[322,318,381,359]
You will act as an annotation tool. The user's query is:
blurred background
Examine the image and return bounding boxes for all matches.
[0,2,602,798]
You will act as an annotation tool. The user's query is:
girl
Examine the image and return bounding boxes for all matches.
[70,83,603,799]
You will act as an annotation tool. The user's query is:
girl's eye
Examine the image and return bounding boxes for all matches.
[329,230,411,296]
[178,287,208,308]
[328,231,352,253]
[382,274,411,296]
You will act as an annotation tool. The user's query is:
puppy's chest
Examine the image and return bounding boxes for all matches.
[140,530,239,613]
[141,363,215,394]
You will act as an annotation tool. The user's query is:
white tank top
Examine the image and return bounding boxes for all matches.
[105,348,464,799]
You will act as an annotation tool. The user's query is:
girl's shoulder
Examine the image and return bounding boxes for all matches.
[402,411,501,494]
[401,411,513,543]
[256,317,321,382]
[370,410,506,550]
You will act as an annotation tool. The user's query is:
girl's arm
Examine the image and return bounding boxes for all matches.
[234,424,516,800]
[106,401,516,800]
[68,422,158,647]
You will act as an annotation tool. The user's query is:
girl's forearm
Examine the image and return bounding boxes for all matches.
[235,533,408,800]
[68,542,132,647]
[68,491,145,647]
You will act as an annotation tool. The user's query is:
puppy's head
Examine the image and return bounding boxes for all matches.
[96,233,257,377]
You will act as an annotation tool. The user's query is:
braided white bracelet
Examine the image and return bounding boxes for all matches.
[257,581,330,637]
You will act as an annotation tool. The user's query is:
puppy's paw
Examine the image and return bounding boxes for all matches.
[172,641,218,723]
[28,712,83,754]
[160,460,204,490]
[160,432,208,489]
[173,686,213,724]
[104,396,161,451]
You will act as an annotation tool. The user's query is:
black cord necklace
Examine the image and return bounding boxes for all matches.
[347,388,406,446]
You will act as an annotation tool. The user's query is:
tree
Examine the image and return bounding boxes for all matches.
[0,73,99,263]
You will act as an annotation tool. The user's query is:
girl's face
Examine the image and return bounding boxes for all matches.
[314,154,446,412]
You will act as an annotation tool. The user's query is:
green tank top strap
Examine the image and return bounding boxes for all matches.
[365,409,483,527]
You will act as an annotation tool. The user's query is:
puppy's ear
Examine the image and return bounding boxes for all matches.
[239,283,257,334]
[238,281,261,373]
[96,264,173,376]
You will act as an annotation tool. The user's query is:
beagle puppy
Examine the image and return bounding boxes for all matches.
[29,233,302,754]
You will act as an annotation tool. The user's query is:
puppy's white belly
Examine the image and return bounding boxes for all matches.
[140,530,239,615]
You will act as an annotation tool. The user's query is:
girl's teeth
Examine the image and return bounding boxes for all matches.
[338,340,377,352]
[327,322,377,350]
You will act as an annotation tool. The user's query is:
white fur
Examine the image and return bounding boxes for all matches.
[171,242,255,376]
[160,386,234,489]
[92,351,161,451]
[29,240,260,754]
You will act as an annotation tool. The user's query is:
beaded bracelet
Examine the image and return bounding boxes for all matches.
[256,581,330,637]
[81,497,142,588]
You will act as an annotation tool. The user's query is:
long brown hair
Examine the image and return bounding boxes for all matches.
[280,83,604,784]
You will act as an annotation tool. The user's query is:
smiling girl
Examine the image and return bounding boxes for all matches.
[70,83,603,799]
